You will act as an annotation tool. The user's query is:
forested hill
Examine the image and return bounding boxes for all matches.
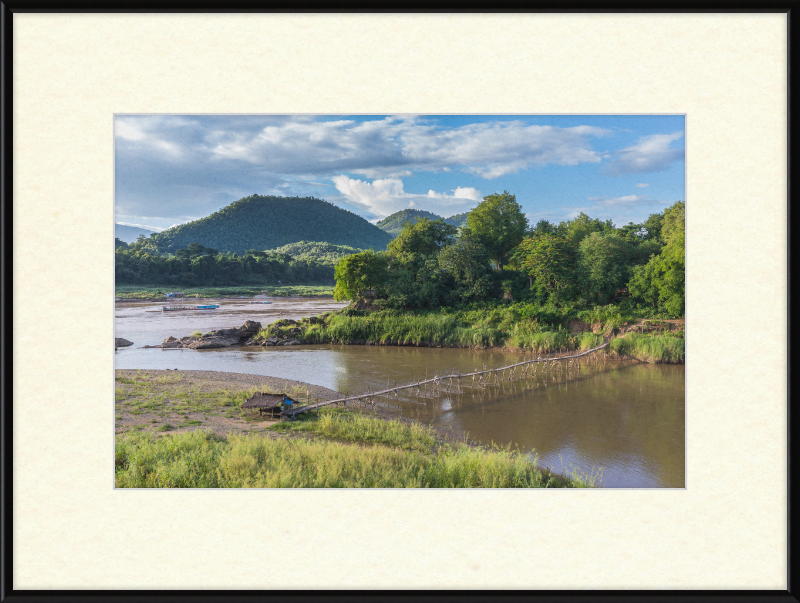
[377,209,443,237]
[144,195,393,254]
[115,223,156,243]
[443,212,470,228]
[377,209,472,237]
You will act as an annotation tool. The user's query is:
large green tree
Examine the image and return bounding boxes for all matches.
[437,231,494,302]
[386,218,457,265]
[513,234,576,300]
[557,212,615,245]
[576,232,637,303]
[628,201,685,317]
[333,250,388,302]
[467,191,528,270]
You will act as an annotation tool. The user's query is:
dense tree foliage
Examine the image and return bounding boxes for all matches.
[467,191,528,270]
[513,234,576,301]
[556,212,615,245]
[332,196,685,319]
[268,241,367,265]
[115,240,334,286]
[437,232,494,302]
[575,233,660,304]
[333,250,388,302]
[628,201,685,317]
[136,195,393,255]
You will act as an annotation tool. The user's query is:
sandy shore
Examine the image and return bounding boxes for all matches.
[115,369,342,438]
[114,368,484,449]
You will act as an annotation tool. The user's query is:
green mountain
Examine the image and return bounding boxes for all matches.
[377,209,473,237]
[115,223,156,243]
[444,212,470,228]
[376,209,445,237]
[145,195,393,254]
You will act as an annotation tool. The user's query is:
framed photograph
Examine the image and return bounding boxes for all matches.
[4,7,790,597]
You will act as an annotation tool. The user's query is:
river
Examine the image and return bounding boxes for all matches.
[115,296,685,488]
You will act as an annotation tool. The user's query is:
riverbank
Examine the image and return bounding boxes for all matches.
[254,308,685,364]
[114,369,596,487]
[115,284,335,300]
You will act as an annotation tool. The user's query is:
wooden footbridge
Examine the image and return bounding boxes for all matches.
[280,340,610,419]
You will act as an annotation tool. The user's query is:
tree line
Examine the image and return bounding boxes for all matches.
[334,192,685,318]
[115,240,335,286]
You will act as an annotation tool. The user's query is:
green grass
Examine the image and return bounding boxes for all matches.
[114,373,255,416]
[607,332,685,364]
[114,428,597,488]
[298,308,587,353]
[272,408,438,452]
[115,284,335,299]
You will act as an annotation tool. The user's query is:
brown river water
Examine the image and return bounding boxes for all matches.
[115,296,685,488]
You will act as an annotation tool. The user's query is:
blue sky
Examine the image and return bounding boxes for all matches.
[114,114,685,232]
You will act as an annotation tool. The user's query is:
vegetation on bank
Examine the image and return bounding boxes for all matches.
[254,303,683,363]
[115,409,599,488]
[115,284,335,299]
[607,332,685,364]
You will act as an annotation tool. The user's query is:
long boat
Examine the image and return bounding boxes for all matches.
[161,304,220,312]
[248,301,272,304]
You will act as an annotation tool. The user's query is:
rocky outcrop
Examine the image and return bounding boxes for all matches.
[115,338,133,347]
[145,321,262,349]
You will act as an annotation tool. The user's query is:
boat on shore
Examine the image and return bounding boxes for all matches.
[161,304,220,312]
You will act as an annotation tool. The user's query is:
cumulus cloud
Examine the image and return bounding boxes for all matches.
[635,183,649,188]
[603,132,685,176]
[332,176,481,219]
[112,114,663,228]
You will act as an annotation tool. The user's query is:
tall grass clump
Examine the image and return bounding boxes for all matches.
[505,322,578,353]
[576,304,630,331]
[272,409,438,452]
[115,430,595,488]
[608,332,684,364]
[303,311,504,348]
[578,332,603,350]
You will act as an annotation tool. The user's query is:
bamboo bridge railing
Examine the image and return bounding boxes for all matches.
[281,340,610,418]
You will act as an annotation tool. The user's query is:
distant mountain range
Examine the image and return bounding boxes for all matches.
[376,209,471,237]
[115,223,156,243]
[141,195,394,254]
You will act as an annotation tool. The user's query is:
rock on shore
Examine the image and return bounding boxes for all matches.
[115,338,133,347]
[144,320,262,349]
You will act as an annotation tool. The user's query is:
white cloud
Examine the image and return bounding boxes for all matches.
[201,117,610,179]
[635,183,649,188]
[332,176,481,219]
[603,132,685,176]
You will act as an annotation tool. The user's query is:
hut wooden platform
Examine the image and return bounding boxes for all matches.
[242,393,295,418]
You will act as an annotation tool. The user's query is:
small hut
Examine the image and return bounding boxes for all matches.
[242,392,297,418]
